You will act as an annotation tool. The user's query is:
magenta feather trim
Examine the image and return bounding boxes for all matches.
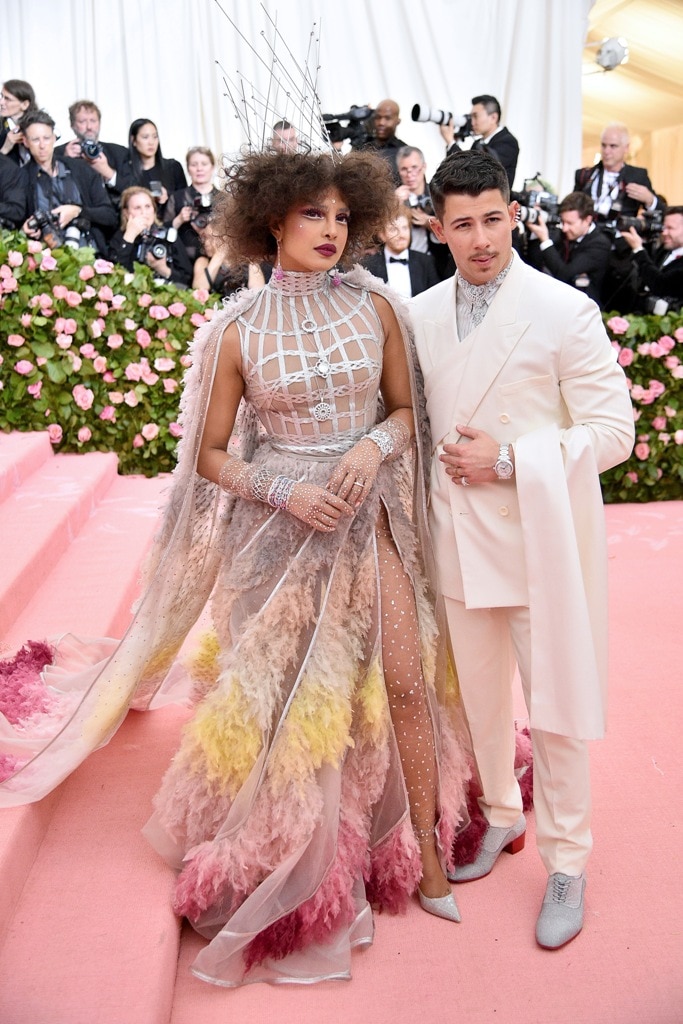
[365,819,421,913]
[0,641,55,725]
[0,753,23,783]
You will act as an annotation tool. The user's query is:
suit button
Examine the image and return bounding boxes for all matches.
[498,506,509,517]
[500,413,510,423]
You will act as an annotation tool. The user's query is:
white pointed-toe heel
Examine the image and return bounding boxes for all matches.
[418,886,462,923]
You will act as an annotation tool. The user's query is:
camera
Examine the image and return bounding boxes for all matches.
[322,105,374,149]
[137,225,177,263]
[79,136,103,160]
[516,184,560,230]
[615,209,665,241]
[26,210,64,249]
[190,193,212,230]
[406,193,435,217]
[411,105,473,141]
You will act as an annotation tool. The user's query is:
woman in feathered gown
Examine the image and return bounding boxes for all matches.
[0,149,469,986]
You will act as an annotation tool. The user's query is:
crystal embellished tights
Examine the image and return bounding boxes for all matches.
[376,510,448,896]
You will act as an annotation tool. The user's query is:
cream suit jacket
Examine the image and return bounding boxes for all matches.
[409,252,635,738]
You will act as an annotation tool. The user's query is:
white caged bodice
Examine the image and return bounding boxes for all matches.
[237,271,384,456]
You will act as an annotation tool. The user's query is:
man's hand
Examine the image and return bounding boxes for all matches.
[526,219,550,243]
[52,204,81,228]
[87,152,115,181]
[439,425,502,486]
[621,225,644,251]
[624,182,655,207]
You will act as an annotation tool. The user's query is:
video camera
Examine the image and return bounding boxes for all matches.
[190,193,212,230]
[26,210,87,250]
[411,105,474,141]
[136,224,177,263]
[322,105,374,149]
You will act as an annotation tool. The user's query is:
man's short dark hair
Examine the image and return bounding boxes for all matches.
[559,191,595,220]
[664,205,683,218]
[21,110,56,133]
[272,120,293,131]
[471,94,501,122]
[429,148,509,220]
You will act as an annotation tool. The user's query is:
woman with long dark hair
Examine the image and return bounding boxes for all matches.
[127,117,186,217]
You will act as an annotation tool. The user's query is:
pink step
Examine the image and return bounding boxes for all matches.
[0,452,120,638]
[0,431,54,505]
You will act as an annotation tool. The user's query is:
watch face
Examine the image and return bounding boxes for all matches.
[495,459,514,479]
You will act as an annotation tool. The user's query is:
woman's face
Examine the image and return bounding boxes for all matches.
[0,87,29,119]
[133,122,159,160]
[275,187,349,273]
[187,152,214,187]
[126,191,156,229]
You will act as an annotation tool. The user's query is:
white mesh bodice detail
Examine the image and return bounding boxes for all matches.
[237,272,384,456]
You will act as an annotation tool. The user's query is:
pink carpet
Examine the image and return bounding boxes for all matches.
[0,437,680,1024]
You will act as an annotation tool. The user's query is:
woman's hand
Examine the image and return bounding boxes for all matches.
[287,482,354,532]
[326,437,382,508]
[173,205,192,230]
[145,251,171,278]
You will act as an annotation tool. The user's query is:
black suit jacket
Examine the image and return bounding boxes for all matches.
[632,248,683,306]
[526,224,612,306]
[574,162,665,218]
[0,153,25,226]
[361,249,439,296]
[449,126,519,187]
[54,140,135,206]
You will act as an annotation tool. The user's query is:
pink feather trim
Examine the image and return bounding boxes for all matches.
[0,641,55,725]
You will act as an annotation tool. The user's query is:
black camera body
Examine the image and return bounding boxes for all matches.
[615,208,665,241]
[322,105,374,149]
[137,224,177,263]
[79,136,103,160]
[190,193,212,230]
[406,193,435,217]
[27,210,87,250]
[516,188,560,230]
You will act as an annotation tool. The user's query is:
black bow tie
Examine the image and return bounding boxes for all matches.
[389,256,408,264]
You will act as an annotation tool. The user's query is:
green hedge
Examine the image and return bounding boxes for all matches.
[1,231,682,498]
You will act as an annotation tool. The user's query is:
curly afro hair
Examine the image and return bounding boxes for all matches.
[212,149,399,268]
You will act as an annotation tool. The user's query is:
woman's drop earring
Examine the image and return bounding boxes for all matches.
[331,265,341,287]
[274,238,284,282]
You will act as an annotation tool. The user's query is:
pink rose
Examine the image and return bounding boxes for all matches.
[40,253,57,271]
[658,335,675,353]
[180,354,192,368]
[0,275,18,293]
[69,354,83,372]
[652,416,667,431]
[637,343,650,356]
[7,250,23,267]
[82,285,96,299]
[47,424,63,444]
[649,380,666,397]
[136,328,151,348]
[149,305,170,320]
[124,318,137,331]
[79,265,95,281]
[99,405,116,422]
[141,423,159,441]
[204,308,216,321]
[163,378,179,393]
[95,301,109,316]
[607,316,630,335]
[138,293,152,308]
[626,471,638,483]
[52,284,69,300]
[665,355,681,369]
[7,334,24,346]
[155,328,168,340]
[634,442,650,460]
[36,357,47,366]
[93,356,107,373]
[649,342,665,358]
[64,318,78,335]
[93,259,114,274]
[154,357,176,372]
[102,371,115,383]
[674,328,683,343]
[112,294,126,309]
[630,384,645,401]
[124,390,140,407]
[132,434,144,448]
[28,382,42,398]
[163,341,173,352]
[98,285,114,301]
[617,347,634,367]
[80,343,97,358]
[193,288,209,303]
[673,365,683,379]
[55,334,72,350]
[15,360,34,375]
[141,369,159,385]
[108,391,124,404]
[168,302,186,317]
[665,406,676,417]
[27,240,43,254]
[168,422,183,438]
[190,312,206,327]
[73,384,95,410]
[20,313,32,327]
[91,320,103,339]
[125,363,142,381]
[65,290,82,307]
[54,317,67,333]
[0,264,12,279]
[674,430,683,444]
[658,433,671,443]
[38,293,53,309]
[107,334,124,349]
[77,426,92,443]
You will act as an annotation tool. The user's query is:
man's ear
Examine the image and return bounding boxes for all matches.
[429,216,447,244]
[508,201,520,227]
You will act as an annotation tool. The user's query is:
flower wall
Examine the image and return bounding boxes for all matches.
[1,231,682,499]
[0,232,216,476]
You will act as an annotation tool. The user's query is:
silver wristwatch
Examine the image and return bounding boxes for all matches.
[494,443,514,479]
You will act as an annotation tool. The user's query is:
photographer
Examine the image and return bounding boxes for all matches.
[127,118,186,219]
[0,153,25,228]
[440,95,519,188]
[55,100,134,215]
[621,206,683,314]
[19,111,117,255]
[525,191,611,306]
[366,99,408,185]
[0,79,38,166]
[395,145,453,280]
[108,185,192,287]
[162,146,219,264]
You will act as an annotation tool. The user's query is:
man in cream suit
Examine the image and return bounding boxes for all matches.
[409,150,634,948]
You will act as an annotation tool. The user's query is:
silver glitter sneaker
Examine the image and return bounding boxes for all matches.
[535,872,586,948]
[447,814,526,882]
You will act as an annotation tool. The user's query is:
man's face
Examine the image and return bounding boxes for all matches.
[23,122,56,165]
[272,127,298,153]
[431,189,516,285]
[373,102,400,141]
[398,154,426,193]
[381,215,411,255]
[600,129,629,171]
[560,210,592,241]
[72,107,100,140]
[661,213,683,250]
[470,103,498,139]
